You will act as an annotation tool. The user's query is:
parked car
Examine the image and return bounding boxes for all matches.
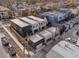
[65,37,77,43]
[8,44,16,57]
[1,37,9,47]
[1,36,16,57]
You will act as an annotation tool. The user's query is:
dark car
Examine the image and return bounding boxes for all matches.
[8,45,16,57]
[1,37,16,57]
[1,37,9,47]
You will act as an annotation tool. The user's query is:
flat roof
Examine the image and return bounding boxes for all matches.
[0,6,9,11]
[11,19,29,28]
[47,27,57,33]
[38,30,52,38]
[46,41,79,58]
[29,34,43,43]
[20,17,38,25]
[42,11,64,18]
[28,16,45,22]
[53,11,64,16]
[42,12,54,17]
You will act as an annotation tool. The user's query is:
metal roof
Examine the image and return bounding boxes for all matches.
[29,34,43,43]
[20,17,38,25]
[11,19,29,28]
[46,41,79,58]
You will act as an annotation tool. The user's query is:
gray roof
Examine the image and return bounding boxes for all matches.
[38,30,52,38]
[28,16,45,22]
[11,19,29,28]
[20,17,38,25]
[46,41,79,58]
[29,34,43,43]
[46,50,64,58]
[47,27,57,33]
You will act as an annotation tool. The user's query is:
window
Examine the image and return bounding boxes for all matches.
[47,38,51,43]
[40,23,42,25]
[33,26,35,28]
[59,17,62,20]
[36,24,38,28]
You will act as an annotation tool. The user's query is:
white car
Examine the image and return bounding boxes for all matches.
[65,37,77,43]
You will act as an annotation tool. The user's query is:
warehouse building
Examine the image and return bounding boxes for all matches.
[46,41,79,58]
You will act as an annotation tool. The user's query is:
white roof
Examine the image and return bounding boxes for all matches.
[20,17,38,25]
[46,41,79,58]
[0,6,9,11]
[28,16,45,22]
[11,19,29,27]
[69,8,78,14]
[46,50,64,58]
[38,30,52,38]
[29,34,43,43]
[47,27,57,33]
